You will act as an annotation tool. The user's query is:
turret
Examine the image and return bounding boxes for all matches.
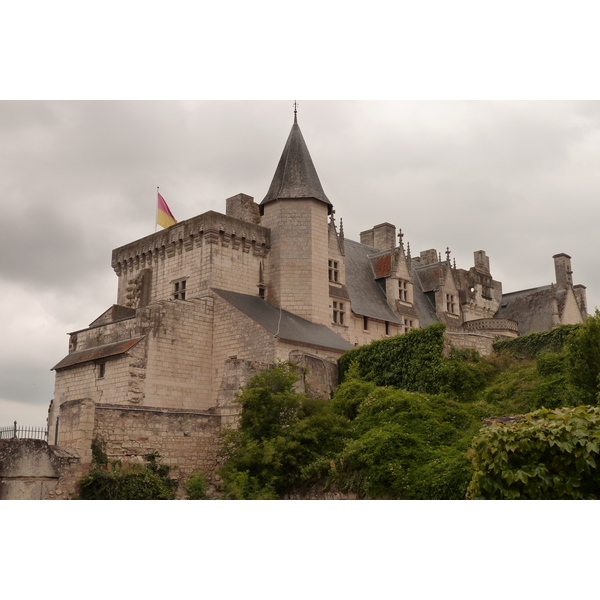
[260,108,332,326]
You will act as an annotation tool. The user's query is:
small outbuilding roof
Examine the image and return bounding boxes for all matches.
[52,337,145,371]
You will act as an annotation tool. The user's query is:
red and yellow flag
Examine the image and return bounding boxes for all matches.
[157,192,177,229]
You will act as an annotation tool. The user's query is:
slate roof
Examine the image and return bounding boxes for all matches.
[411,269,441,327]
[212,288,353,352]
[260,116,332,214]
[413,262,444,293]
[495,285,563,335]
[52,337,145,371]
[343,239,403,324]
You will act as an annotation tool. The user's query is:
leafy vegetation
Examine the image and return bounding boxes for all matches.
[493,323,580,358]
[467,406,600,499]
[218,362,351,499]
[218,314,600,500]
[78,450,178,500]
[338,323,447,393]
[184,471,209,500]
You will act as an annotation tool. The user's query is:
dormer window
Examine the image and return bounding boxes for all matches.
[328,260,339,283]
[173,278,187,300]
[446,293,457,315]
[399,279,409,302]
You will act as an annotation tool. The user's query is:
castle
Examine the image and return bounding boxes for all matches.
[43,110,588,496]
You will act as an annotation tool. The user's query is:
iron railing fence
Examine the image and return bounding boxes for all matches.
[0,421,48,441]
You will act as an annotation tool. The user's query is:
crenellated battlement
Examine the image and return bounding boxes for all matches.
[111,210,270,275]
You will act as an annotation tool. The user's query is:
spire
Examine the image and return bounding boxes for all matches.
[260,111,332,215]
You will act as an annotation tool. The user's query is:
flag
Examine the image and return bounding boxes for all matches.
[157,192,177,229]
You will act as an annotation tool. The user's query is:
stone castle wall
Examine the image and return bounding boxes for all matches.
[112,211,270,308]
[93,404,221,488]
[444,330,497,356]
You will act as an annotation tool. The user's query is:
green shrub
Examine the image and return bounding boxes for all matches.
[328,380,487,499]
[564,311,600,405]
[78,454,178,500]
[218,362,351,499]
[338,323,447,393]
[439,358,493,402]
[184,471,209,500]
[467,405,600,499]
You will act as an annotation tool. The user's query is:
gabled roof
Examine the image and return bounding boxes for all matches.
[212,288,353,352]
[413,262,445,293]
[495,285,561,335]
[343,240,403,324]
[260,116,332,214]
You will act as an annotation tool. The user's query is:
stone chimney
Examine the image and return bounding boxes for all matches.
[360,223,396,251]
[574,284,588,316]
[419,249,438,266]
[473,250,490,273]
[553,253,573,290]
[226,193,261,225]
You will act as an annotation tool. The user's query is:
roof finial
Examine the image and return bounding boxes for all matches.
[446,247,451,262]
[294,100,298,124]
[398,228,404,250]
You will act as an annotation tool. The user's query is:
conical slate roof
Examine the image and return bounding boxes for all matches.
[260,115,332,214]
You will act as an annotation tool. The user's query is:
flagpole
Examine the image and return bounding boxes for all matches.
[155,186,159,233]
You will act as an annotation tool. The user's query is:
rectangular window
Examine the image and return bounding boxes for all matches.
[385,321,390,336]
[97,362,106,379]
[328,260,339,283]
[399,279,409,302]
[446,294,456,314]
[363,316,369,331]
[173,278,187,300]
[332,301,345,325]
[404,319,414,334]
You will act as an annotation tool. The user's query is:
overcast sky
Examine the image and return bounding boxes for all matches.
[1,100,599,427]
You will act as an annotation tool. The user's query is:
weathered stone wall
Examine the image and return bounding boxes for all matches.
[93,404,221,489]
[288,350,339,400]
[53,298,217,427]
[444,330,497,356]
[142,298,215,411]
[55,398,96,463]
[68,315,139,353]
[0,439,82,500]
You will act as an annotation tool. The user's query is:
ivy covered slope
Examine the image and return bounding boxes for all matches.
[219,313,600,500]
